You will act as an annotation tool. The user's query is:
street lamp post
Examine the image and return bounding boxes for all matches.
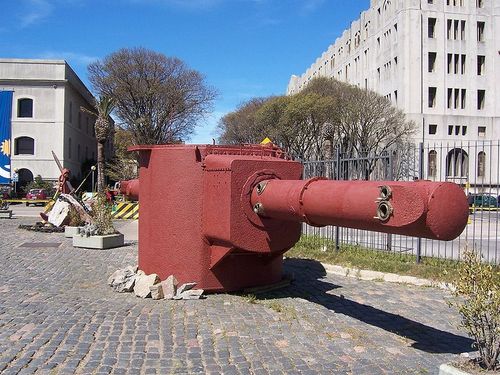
[13,168,18,196]
[91,165,96,194]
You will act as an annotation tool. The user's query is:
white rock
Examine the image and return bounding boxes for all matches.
[47,200,71,227]
[179,289,204,300]
[108,266,137,293]
[149,284,164,300]
[162,275,178,300]
[134,273,160,298]
[176,282,196,296]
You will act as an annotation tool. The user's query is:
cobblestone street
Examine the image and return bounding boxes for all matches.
[0,217,474,374]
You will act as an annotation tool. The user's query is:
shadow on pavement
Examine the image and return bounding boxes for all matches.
[257,257,474,355]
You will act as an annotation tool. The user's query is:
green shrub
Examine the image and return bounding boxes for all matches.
[448,248,500,370]
[23,175,55,196]
[90,193,115,235]
[67,206,85,227]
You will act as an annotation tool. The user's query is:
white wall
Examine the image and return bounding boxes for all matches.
[0,59,97,183]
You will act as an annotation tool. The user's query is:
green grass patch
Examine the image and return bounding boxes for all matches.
[287,235,461,283]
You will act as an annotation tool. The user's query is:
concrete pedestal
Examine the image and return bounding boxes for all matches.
[64,226,81,238]
[73,233,124,249]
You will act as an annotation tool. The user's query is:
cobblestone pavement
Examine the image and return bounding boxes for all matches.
[0,218,475,374]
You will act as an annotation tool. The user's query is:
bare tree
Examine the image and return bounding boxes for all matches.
[88,47,217,145]
[105,126,138,182]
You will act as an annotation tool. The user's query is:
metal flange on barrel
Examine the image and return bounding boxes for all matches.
[374,185,393,222]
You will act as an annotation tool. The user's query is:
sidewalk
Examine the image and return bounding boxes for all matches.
[0,218,474,374]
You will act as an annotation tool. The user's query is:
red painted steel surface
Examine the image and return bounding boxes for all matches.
[130,143,469,292]
[119,179,139,201]
[130,144,302,292]
[250,179,469,241]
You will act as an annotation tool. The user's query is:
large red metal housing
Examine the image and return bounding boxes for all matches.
[131,144,469,292]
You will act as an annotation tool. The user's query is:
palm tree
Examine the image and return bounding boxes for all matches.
[81,96,115,193]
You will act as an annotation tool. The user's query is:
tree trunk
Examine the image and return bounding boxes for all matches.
[97,141,105,193]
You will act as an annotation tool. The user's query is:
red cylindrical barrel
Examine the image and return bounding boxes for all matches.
[250,179,469,241]
[119,179,140,201]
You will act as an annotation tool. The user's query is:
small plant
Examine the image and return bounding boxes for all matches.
[89,192,116,235]
[448,248,500,370]
[244,294,257,304]
[267,301,284,313]
[264,301,298,321]
[67,206,85,227]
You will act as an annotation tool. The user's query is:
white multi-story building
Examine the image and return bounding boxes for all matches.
[287,0,499,186]
[0,59,112,189]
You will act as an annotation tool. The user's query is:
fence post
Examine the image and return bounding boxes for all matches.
[335,147,341,252]
[416,142,424,264]
[387,151,394,252]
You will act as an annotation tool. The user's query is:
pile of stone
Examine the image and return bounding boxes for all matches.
[107,266,204,300]
[18,222,65,233]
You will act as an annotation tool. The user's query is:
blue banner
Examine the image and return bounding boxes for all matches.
[0,91,13,184]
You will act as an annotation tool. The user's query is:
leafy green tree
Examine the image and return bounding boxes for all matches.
[217,76,415,174]
[217,98,269,144]
[88,47,217,145]
[257,93,336,159]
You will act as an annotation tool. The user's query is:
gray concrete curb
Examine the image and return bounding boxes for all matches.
[321,263,450,290]
[438,363,471,375]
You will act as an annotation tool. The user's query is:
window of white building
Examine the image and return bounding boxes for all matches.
[17,98,33,118]
[14,137,34,155]
[428,18,436,38]
[428,52,437,72]
[428,87,437,108]
[446,148,468,177]
[477,21,485,41]
[428,150,437,177]
[477,90,485,110]
[477,151,486,177]
[477,55,485,75]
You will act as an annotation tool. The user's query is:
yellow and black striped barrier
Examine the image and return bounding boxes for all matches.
[469,205,499,214]
[112,202,139,220]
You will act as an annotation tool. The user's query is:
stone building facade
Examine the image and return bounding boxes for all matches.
[0,59,113,188]
[287,0,499,186]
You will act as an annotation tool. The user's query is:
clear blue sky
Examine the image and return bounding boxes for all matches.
[0,0,370,143]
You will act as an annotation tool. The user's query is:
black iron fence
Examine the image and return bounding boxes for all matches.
[301,141,500,265]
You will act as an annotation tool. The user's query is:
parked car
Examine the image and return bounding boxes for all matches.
[25,189,48,206]
[467,194,499,208]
